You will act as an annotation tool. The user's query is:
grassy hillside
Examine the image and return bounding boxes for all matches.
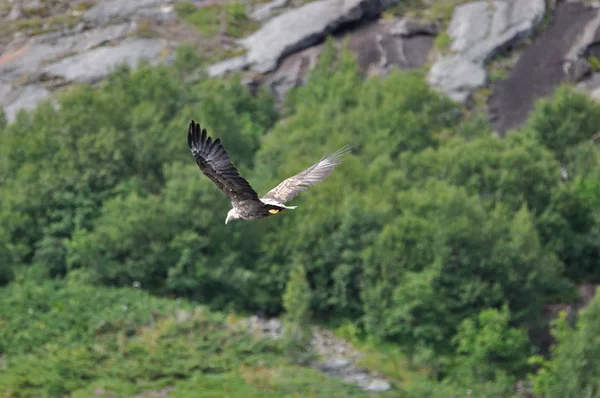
[0,278,386,397]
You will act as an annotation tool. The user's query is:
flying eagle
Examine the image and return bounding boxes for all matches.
[187,120,349,224]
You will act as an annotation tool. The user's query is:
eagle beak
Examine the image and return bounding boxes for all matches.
[225,214,233,225]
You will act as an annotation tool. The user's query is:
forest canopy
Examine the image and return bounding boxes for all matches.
[1,41,600,396]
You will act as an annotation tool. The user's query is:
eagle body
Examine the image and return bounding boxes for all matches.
[230,199,290,220]
[187,120,348,224]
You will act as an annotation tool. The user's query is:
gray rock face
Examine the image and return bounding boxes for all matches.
[239,0,398,73]
[257,18,435,104]
[428,0,545,102]
[207,56,250,78]
[0,83,52,122]
[320,357,352,371]
[489,1,599,134]
[563,4,600,82]
[0,0,175,121]
[565,3,600,62]
[429,56,486,103]
[210,15,434,103]
[42,39,165,83]
[365,379,392,393]
[243,316,391,393]
[579,73,600,102]
[250,0,290,22]
[390,19,438,37]
[0,23,135,81]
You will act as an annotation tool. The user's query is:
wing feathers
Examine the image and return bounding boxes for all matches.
[187,120,259,204]
[261,145,350,204]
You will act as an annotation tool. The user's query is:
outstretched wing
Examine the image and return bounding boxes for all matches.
[261,145,350,204]
[187,120,260,204]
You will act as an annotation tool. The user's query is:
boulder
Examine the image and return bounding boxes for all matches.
[365,379,392,393]
[428,55,486,103]
[428,0,545,102]
[238,0,398,73]
[319,357,352,372]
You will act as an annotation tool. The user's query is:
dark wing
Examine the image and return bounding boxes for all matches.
[261,145,350,204]
[187,120,260,204]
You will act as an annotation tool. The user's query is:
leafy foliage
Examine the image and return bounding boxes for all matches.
[2,38,600,396]
[452,305,531,382]
[175,1,259,39]
[0,280,373,397]
[0,50,276,308]
[524,84,600,163]
[282,265,314,364]
[362,183,565,357]
[531,287,600,398]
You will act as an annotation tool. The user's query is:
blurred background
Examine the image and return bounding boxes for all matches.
[1,0,600,396]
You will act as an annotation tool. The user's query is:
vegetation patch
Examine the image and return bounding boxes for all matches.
[133,18,162,38]
[0,8,82,40]
[2,34,600,398]
[588,55,600,72]
[175,1,260,39]
[74,0,96,12]
[0,279,373,397]
[434,31,452,52]
[386,0,469,24]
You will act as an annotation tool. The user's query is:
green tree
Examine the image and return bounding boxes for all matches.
[0,46,276,290]
[253,42,459,317]
[524,84,600,163]
[394,132,561,215]
[453,305,531,382]
[66,162,264,309]
[282,265,313,364]
[531,287,600,397]
[362,181,567,356]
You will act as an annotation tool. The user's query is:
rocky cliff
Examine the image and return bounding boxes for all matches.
[2,0,600,134]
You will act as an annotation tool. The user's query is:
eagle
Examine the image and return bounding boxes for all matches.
[187,120,349,224]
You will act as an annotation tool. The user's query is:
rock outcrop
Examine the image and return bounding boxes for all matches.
[257,17,437,103]
[243,315,392,393]
[238,0,399,74]
[42,38,165,84]
[428,0,546,103]
[489,1,600,134]
[83,0,175,24]
[0,0,176,122]
[250,0,290,22]
[3,0,600,134]
[0,83,51,123]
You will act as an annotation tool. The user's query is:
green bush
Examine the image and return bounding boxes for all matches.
[531,287,600,398]
[362,181,567,356]
[524,84,600,163]
[282,265,314,364]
